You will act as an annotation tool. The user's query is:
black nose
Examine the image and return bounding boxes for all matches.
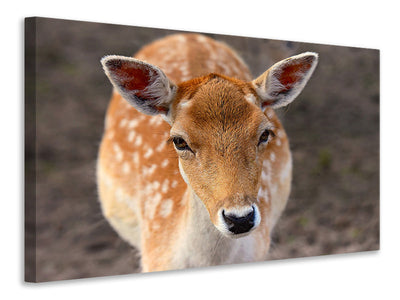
[222,208,255,234]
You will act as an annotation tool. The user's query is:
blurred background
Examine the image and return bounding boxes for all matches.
[25,17,379,282]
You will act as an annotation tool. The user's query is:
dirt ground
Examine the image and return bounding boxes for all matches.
[25,17,379,282]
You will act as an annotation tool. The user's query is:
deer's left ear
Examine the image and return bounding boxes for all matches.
[252,52,318,110]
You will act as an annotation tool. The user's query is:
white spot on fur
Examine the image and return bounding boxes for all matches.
[122,162,130,174]
[124,100,133,109]
[133,152,140,165]
[156,142,166,152]
[135,135,143,147]
[244,94,256,104]
[116,152,123,162]
[179,99,192,109]
[261,170,268,182]
[113,143,123,162]
[276,138,282,147]
[128,131,136,142]
[143,181,160,197]
[145,192,163,219]
[159,199,173,218]
[119,118,128,128]
[102,171,113,188]
[262,159,273,188]
[257,186,269,204]
[128,119,139,129]
[161,179,170,194]
[143,164,157,177]
[179,65,188,74]
[153,181,161,190]
[161,159,169,168]
[196,34,208,43]
[280,157,292,184]
[175,35,187,43]
[270,152,276,162]
[144,148,154,159]
[111,186,136,212]
[171,180,178,188]
[107,130,115,140]
[149,116,163,126]
[105,115,113,130]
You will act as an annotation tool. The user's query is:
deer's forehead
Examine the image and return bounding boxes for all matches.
[176,78,259,122]
[173,94,264,144]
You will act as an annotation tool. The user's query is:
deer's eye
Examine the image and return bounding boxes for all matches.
[172,137,191,151]
[258,129,271,146]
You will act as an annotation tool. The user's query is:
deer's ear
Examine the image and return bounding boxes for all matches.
[101,55,177,116]
[252,52,318,110]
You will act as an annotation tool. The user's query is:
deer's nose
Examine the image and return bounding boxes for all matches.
[222,206,256,234]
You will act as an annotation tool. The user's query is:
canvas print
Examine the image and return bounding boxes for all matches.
[25,17,379,282]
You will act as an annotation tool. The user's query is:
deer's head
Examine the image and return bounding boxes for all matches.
[101,52,318,238]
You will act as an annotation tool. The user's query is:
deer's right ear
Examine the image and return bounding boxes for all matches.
[101,55,177,116]
[252,52,318,110]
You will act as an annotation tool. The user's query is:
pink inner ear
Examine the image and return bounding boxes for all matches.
[112,63,151,92]
[104,58,174,115]
[110,62,162,105]
[277,61,313,92]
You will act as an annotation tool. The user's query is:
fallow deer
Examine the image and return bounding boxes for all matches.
[97,33,318,272]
